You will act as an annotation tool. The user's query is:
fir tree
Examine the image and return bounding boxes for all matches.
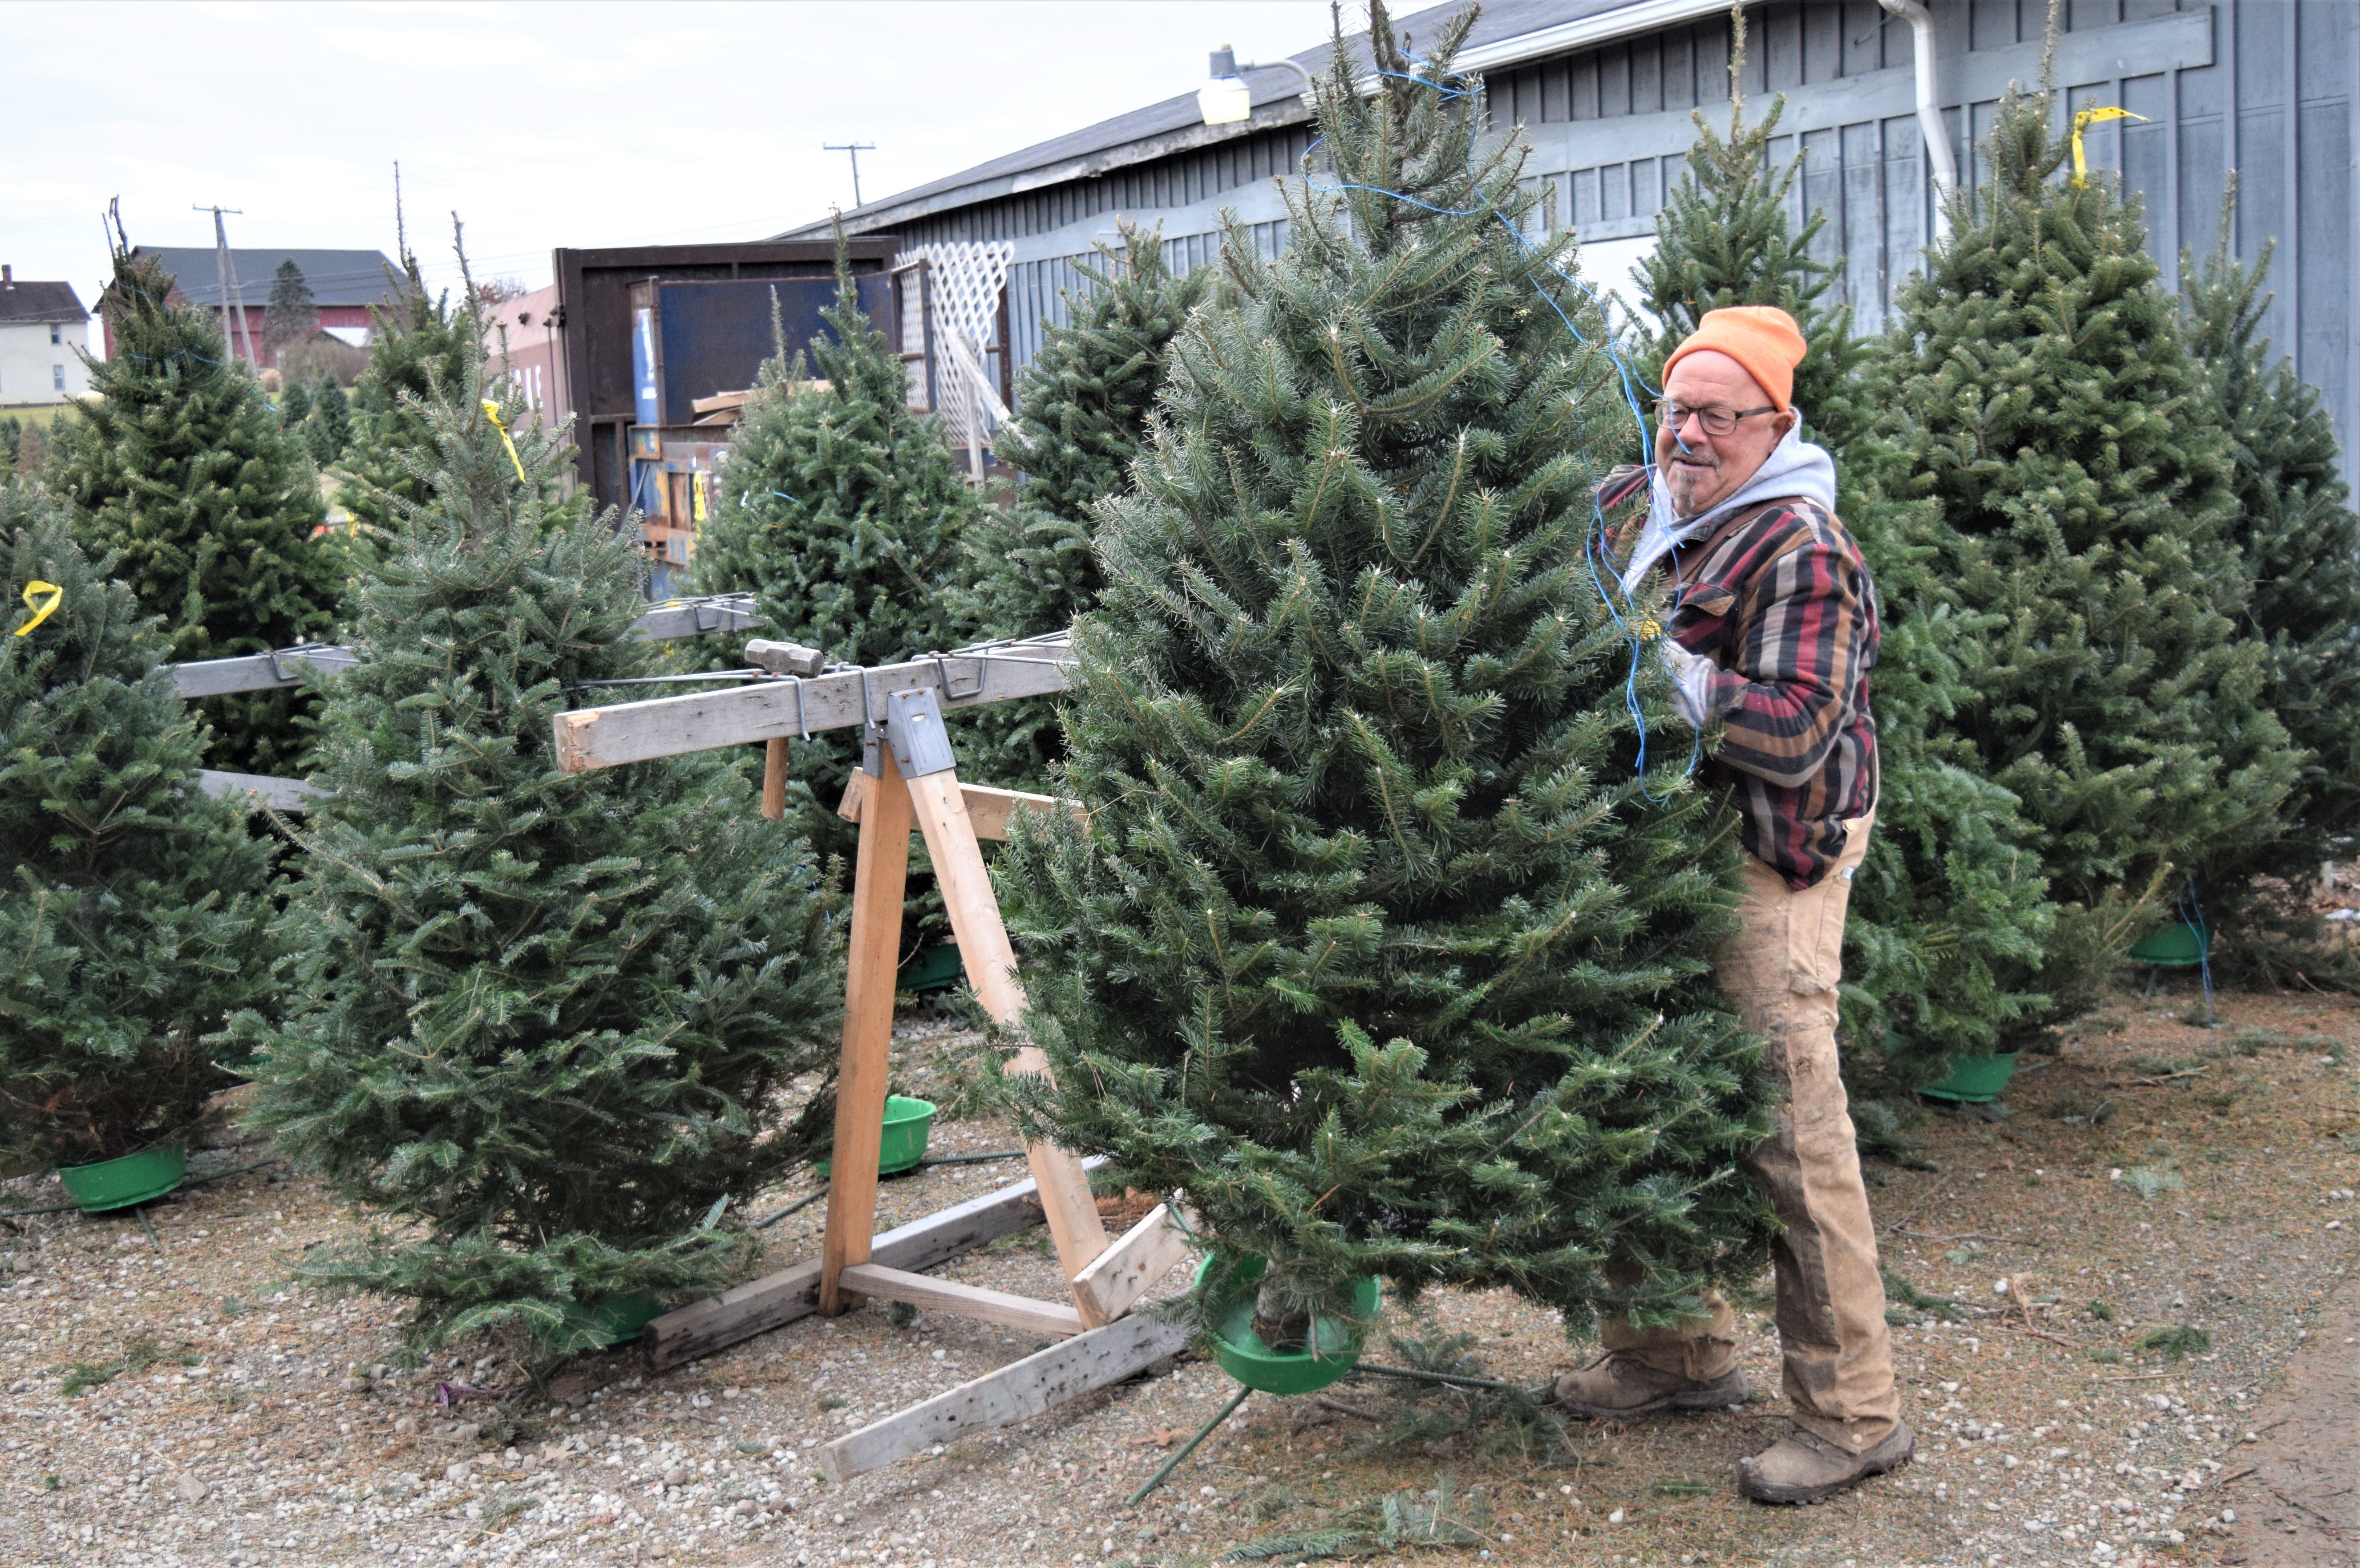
[1852,90,2299,1026]
[279,377,314,429]
[0,482,279,1168]
[998,5,1773,1338]
[244,320,843,1353]
[1629,93,1862,450]
[950,224,1208,788]
[691,258,982,956]
[47,237,339,776]
[340,248,477,539]
[693,259,975,673]
[307,377,353,470]
[2179,221,2360,981]
[1629,98,2056,1088]
[261,258,320,362]
[0,417,20,483]
[959,222,1208,644]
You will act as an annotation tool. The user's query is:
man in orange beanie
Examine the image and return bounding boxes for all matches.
[1558,306,1909,1505]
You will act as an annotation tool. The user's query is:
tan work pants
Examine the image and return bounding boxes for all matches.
[1601,812,1900,1453]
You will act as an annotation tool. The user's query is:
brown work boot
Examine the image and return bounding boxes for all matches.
[1737,1420,1915,1504]
[1553,1353,1747,1419]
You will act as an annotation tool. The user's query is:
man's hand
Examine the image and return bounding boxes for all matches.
[1660,638,1719,729]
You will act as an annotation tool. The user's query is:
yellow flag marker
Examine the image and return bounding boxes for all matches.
[481,399,529,485]
[12,579,61,637]
[2069,106,2147,187]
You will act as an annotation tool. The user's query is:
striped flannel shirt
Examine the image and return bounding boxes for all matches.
[1598,466,1881,890]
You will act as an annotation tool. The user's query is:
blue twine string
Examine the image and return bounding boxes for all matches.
[1295,58,1700,796]
[2176,881,2214,1026]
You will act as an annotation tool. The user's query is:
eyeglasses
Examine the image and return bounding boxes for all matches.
[1654,399,1778,438]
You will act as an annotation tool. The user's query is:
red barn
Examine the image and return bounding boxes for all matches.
[108,247,399,369]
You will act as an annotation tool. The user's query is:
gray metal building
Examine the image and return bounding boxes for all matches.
[788,0,2358,480]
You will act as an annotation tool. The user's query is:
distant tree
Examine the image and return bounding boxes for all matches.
[0,417,19,482]
[306,376,352,470]
[261,259,320,363]
[279,378,313,429]
[46,236,340,774]
[340,247,479,539]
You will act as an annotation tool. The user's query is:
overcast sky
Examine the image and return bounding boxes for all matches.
[3,1,1336,319]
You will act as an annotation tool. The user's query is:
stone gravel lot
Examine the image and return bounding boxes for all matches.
[0,988,2352,1568]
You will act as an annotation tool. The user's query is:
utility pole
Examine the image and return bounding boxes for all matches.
[194,203,259,368]
[822,142,877,208]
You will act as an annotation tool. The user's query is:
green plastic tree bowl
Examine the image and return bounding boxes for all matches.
[903,944,963,993]
[536,1292,664,1351]
[1918,1051,2020,1104]
[877,1096,936,1173]
[816,1096,937,1179]
[56,1144,188,1212]
[1195,1253,1381,1395]
[2128,920,2208,967]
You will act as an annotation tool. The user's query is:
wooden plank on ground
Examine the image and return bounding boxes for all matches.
[194,770,328,813]
[1071,1204,1194,1326]
[820,753,915,1317]
[906,767,1110,1305]
[553,641,1076,772]
[838,1264,1086,1339]
[818,1309,1192,1482]
[641,1159,1108,1371]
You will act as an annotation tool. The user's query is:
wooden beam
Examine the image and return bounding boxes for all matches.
[194,770,328,814]
[552,642,1076,772]
[904,767,1110,1307]
[640,1160,1106,1370]
[1071,1204,1194,1327]
[167,597,758,698]
[837,1264,1086,1339]
[817,1309,1191,1482]
[837,768,873,824]
[819,753,915,1317]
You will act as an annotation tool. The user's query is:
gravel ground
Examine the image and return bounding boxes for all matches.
[0,984,2352,1568]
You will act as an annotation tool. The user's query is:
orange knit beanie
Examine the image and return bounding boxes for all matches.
[1662,306,1809,412]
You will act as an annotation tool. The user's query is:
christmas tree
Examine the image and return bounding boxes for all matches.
[1627,93,1862,450]
[305,375,353,470]
[1627,97,2056,1090]
[692,256,975,673]
[339,247,478,540]
[2178,219,2360,980]
[261,258,320,363]
[47,234,339,776]
[0,482,279,1169]
[960,222,1207,644]
[1853,89,2298,1025]
[244,305,844,1352]
[998,4,1773,1338]
[951,223,1208,787]
[691,255,981,955]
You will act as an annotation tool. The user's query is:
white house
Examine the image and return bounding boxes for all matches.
[0,266,91,409]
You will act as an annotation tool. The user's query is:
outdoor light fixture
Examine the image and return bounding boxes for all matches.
[1198,45,1315,127]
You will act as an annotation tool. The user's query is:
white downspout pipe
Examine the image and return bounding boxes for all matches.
[1879,0,1958,243]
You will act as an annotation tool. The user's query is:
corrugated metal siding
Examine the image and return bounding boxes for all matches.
[910,2,2356,480]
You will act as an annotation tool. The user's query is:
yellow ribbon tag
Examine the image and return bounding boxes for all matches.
[12,580,62,637]
[1631,617,1662,640]
[480,399,528,485]
[2069,106,2147,187]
